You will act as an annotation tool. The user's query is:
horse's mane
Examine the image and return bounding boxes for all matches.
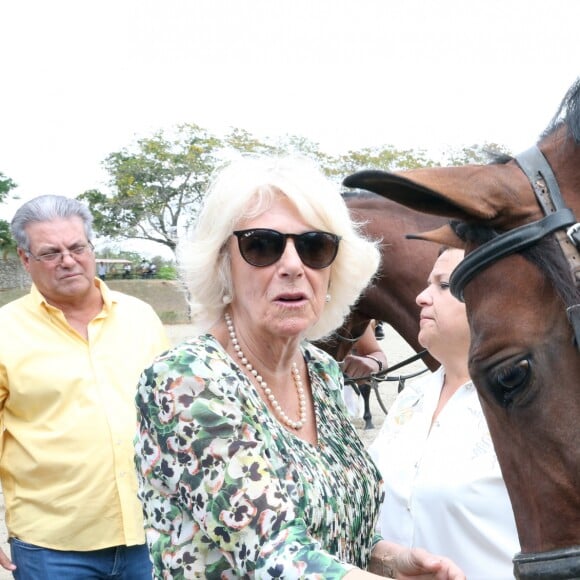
[541,77,580,143]
[490,77,580,163]
[451,220,580,308]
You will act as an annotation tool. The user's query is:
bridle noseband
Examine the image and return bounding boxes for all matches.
[449,145,580,349]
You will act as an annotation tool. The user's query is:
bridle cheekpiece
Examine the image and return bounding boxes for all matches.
[449,145,580,350]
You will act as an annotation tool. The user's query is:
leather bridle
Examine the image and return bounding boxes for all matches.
[449,145,580,350]
[333,328,368,345]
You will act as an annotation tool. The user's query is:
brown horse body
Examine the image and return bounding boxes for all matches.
[344,79,580,578]
[321,193,443,372]
[315,195,443,429]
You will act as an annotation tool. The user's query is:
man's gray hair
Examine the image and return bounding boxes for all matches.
[11,195,94,251]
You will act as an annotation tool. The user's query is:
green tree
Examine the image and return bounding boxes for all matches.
[0,173,18,255]
[332,144,439,178]
[79,124,222,254]
[444,142,512,166]
[79,121,506,257]
[223,127,277,156]
[79,125,333,255]
[0,173,17,200]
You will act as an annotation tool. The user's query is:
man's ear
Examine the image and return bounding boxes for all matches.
[17,248,31,272]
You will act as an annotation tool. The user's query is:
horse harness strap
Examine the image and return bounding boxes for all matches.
[515,146,580,284]
[513,545,580,580]
[334,329,366,344]
[449,209,576,301]
[449,145,580,349]
[517,147,580,347]
[343,349,428,384]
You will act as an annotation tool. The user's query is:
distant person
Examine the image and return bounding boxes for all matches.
[0,195,170,578]
[368,247,519,579]
[134,156,464,579]
[140,258,150,279]
[123,262,132,279]
[149,263,157,278]
[97,260,106,280]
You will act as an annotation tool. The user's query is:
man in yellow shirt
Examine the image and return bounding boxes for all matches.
[0,195,170,579]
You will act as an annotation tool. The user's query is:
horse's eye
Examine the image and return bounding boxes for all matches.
[497,360,530,390]
[491,359,531,406]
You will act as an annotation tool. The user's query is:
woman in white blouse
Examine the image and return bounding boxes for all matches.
[368,247,520,580]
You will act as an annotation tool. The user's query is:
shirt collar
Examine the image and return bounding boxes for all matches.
[29,277,117,312]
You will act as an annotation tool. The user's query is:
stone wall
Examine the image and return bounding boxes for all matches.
[0,254,30,289]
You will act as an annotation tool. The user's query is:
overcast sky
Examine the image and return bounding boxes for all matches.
[1,0,579,222]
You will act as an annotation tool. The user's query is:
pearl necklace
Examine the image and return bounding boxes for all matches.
[225,312,307,430]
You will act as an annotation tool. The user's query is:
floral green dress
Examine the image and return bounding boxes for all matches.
[135,334,383,579]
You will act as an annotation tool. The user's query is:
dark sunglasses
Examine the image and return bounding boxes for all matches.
[232,228,341,269]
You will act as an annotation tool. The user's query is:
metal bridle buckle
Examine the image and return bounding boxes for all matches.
[566,222,580,247]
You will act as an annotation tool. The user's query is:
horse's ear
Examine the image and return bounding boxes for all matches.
[406,224,465,248]
[343,169,496,220]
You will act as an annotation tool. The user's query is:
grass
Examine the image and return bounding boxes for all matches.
[0,279,191,324]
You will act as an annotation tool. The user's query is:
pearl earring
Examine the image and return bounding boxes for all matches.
[222,294,232,304]
[325,294,331,303]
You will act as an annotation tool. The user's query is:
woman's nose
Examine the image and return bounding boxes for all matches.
[278,239,304,272]
[416,287,432,306]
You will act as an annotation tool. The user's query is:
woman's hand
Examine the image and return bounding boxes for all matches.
[392,547,466,579]
[369,542,465,579]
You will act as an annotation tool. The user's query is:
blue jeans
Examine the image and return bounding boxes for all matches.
[9,539,152,579]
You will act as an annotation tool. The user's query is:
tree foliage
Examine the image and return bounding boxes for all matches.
[443,142,511,165]
[0,173,18,255]
[78,124,508,256]
[0,173,17,202]
[79,124,221,253]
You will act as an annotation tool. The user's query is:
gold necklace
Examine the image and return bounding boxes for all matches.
[225,312,307,430]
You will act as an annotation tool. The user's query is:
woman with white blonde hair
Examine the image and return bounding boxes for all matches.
[181,155,379,340]
[134,156,465,579]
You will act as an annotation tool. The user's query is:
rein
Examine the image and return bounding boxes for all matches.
[343,348,428,384]
[449,145,580,349]
[333,325,369,345]
[334,330,366,344]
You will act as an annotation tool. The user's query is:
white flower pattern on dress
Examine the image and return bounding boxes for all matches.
[135,335,383,579]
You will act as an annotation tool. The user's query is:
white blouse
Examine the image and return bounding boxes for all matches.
[368,367,520,580]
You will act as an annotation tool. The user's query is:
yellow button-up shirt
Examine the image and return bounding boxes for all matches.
[0,280,170,550]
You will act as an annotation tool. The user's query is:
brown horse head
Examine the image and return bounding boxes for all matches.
[344,79,580,573]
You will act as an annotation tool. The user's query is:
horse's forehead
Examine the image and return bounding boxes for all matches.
[464,256,562,342]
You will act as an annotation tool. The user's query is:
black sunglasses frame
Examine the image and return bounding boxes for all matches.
[232,228,341,269]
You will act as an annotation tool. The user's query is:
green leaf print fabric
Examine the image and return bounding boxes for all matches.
[135,334,383,579]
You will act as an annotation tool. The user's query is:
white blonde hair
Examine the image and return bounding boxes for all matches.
[179,155,381,340]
